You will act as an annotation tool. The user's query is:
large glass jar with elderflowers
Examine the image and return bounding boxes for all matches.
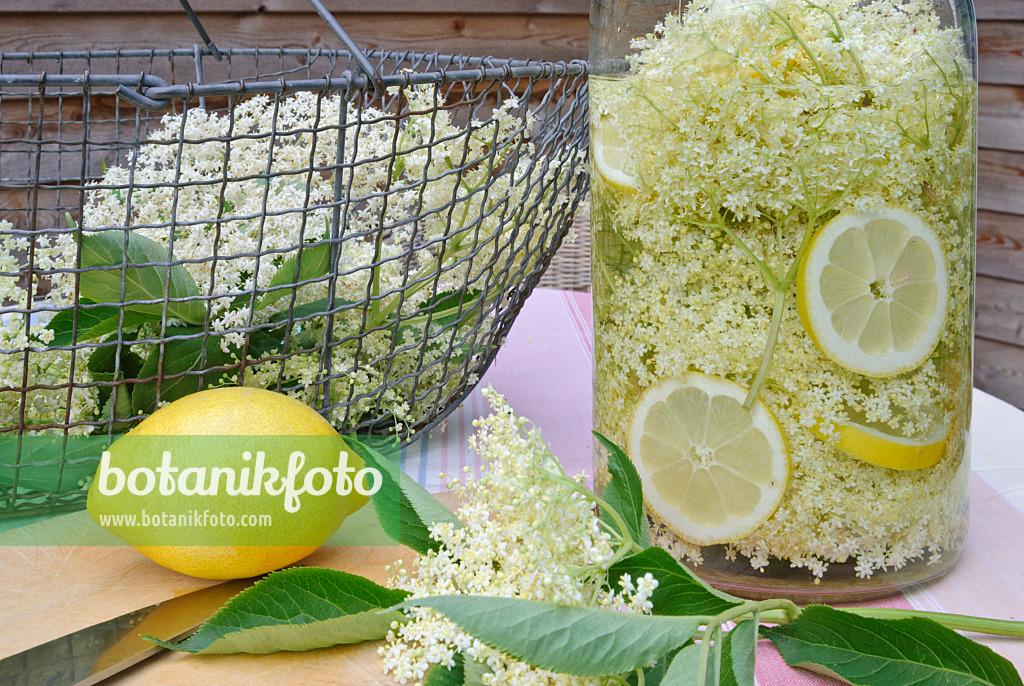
[591,0,977,600]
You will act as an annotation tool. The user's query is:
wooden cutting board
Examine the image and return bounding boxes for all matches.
[0,511,420,685]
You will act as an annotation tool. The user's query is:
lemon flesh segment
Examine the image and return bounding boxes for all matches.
[815,408,950,471]
[628,373,790,546]
[798,207,948,378]
[593,119,639,193]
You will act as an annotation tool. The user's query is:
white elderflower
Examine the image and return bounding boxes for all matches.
[382,388,658,685]
[3,85,577,437]
[593,0,974,578]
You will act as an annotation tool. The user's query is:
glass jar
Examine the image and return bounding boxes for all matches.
[591,0,977,601]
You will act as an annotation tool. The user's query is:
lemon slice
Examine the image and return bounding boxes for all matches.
[816,406,949,471]
[593,118,639,193]
[628,373,789,546]
[797,207,948,378]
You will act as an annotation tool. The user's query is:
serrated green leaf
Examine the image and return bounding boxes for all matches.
[720,620,756,686]
[610,547,743,617]
[594,431,650,548]
[78,231,205,325]
[347,436,462,554]
[86,335,145,383]
[45,303,158,347]
[399,596,700,677]
[130,329,233,415]
[146,568,409,654]
[257,242,333,311]
[270,296,356,324]
[424,652,466,686]
[763,605,1023,686]
[625,645,686,686]
[663,641,717,686]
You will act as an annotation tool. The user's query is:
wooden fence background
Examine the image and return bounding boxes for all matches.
[1,0,1022,408]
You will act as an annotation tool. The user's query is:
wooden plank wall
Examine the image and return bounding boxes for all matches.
[1,0,1023,408]
[976,0,1024,409]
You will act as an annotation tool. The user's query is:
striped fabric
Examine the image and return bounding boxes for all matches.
[400,288,1024,678]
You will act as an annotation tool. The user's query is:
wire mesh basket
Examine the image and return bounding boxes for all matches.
[0,10,589,517]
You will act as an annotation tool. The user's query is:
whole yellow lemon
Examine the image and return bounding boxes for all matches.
[87,387,371,579]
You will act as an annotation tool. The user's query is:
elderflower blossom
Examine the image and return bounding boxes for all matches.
[593,0,974,579]
[381,387,658,685]
[1,86,580,435]
[0,221,99,433]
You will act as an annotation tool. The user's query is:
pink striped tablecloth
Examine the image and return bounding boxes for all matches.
[401,287,1024,679]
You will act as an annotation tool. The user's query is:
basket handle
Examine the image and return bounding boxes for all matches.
[306,0,386,97]
[177,0,223,61]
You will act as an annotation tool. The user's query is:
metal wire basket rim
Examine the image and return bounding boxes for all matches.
[119,61,588,111]
[0,47,588,111]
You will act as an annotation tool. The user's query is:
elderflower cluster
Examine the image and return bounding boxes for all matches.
[0,221,99,433]
[1,86,579,434]
[381,388,658,685]
[592,0,974,578]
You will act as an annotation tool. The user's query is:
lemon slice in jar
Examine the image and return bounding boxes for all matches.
[593,118,639,193]
[628,373,789,546]
[797,207,948,378]
[815,405,950,471]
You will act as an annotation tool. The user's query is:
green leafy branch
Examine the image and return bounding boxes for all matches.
[146,432,1024,686]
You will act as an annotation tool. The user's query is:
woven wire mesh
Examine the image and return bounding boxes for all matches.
[0,47,589,517]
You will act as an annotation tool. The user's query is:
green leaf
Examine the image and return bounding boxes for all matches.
[720,620,756,686]
[146,568,409,654]
[594,431,650,548]
[87,335,145,382]
[424,652,466,686]
[763,605,1024,686]
[257,243,333,311]
[609,547,743,617]
[421,653,494,686]
[658,621,754,686]
[399,596,700,677]
[78,231,206,325]
[663,642,717,686]
[347,436,462,555]
[269,296,355,324]
[46,303,159,347]
[625,646,686,686]
[0,434,111,494]
[130,328,233,415]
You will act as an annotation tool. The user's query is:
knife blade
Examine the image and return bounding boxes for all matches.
[0,577,259,686]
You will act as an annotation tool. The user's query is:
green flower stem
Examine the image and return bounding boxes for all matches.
[539,472,645,559]
[739,211,819,408]
[758,605,1024,637]
[744,286,787,410]
[841,607,1024,637]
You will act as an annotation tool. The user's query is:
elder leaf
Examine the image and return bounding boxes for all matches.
[78,231,206,325]
[400,596,699,677]
[763,605,1023,686]
[347,436,462,554]
[720,619,757,686]
[130,328,233,414]
[257,242,333,311]
[662,642,717,686]
[45,302,158,347]
[594,431,650,548]
[146,568,408,654]
[609,546,743,617]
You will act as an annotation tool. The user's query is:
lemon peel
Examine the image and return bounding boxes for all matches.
[815,407,950,471]
[593,117,639,194]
